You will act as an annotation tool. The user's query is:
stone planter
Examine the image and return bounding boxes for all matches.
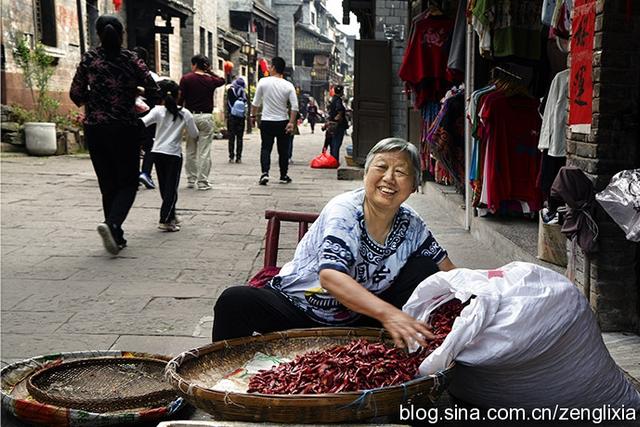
[24,122,57,156]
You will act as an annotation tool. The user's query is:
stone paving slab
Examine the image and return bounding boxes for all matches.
[1,333,118,361]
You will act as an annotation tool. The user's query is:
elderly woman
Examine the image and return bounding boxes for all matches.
[213,138,455,348]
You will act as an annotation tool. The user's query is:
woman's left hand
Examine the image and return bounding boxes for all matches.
[380,307,435,349]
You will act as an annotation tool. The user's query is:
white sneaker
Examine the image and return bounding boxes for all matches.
[97,223,120,254]
[187,181,195,189]
[158,221,181,232]
[197,182,212,191]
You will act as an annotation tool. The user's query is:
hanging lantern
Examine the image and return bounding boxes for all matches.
[113,0,122,11]
[223,60,234,75]
[258,58,269,78]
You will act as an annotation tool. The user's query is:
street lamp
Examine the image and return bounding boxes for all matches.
[241,42,257,133]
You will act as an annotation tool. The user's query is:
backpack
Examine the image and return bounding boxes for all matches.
[231,99,245,117]
[229,86,246,118]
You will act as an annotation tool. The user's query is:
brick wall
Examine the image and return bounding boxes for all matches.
[566,0,640,332]
[0,0,120,112]
[375,0,408,138]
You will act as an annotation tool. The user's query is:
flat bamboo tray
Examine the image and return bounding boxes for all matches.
[27,356,177,413]
[1,351,185,426]
[165,328,455,423]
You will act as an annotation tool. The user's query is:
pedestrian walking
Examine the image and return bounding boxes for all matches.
[326,85,348,163]
[306,97,319,134]
[250,57,299,185]
[141,80,198,232]
[70,14,159,255]
[227,76,247,163]
[178,54,225,191]
[132,46,162,190]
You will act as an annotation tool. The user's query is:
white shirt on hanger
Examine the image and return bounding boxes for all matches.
[538,69,569,157]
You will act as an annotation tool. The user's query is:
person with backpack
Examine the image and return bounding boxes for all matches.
[140,80,198,232]
[227,77,247,163]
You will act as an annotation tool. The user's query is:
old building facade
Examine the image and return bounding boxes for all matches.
[1,0,221,114]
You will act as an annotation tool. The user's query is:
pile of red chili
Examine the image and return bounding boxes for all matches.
[247,298,464,394]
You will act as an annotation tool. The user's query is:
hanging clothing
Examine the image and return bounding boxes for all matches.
[477,91,542,213]
[550,166,598,254]
[399,13,456,107]
[447,0,469,75]
[538,69,569,157]
[471,0,544,60]
[542,0,558,25]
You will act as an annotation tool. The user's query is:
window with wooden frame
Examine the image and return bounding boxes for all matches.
[34,0,57,47]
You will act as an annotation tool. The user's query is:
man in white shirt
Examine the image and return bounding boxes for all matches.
[250,57,298,185]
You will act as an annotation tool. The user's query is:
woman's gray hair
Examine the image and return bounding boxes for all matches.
[364,138,421,190]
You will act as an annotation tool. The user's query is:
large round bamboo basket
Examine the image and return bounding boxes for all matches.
[165,327,455,423]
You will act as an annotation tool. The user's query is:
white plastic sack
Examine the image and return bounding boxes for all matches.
[596,169,640,242]
[403,262,640,409]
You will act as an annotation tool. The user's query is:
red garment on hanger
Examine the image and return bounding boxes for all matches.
[478,92,542,213]
[399,15,455,107]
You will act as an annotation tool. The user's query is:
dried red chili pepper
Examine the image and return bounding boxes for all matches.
[247,299,464,394]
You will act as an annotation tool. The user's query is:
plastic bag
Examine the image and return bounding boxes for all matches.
[595,168,640,242]
[403,262,640,409]
[310,149,339,169]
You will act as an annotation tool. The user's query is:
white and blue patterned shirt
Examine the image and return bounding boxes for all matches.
[269,188,447,324]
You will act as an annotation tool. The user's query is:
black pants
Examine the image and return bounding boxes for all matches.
[153,153,182,223]
[309,118,316,133]
[227,116,245,160]
[259,120,289,178]
[212,256,439,341]
[86,124,139,243]
[140,124,156,176]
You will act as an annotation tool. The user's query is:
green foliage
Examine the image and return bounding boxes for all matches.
[8,105,36,123]
[13,36,60,122]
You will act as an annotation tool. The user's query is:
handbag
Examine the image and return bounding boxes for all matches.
[310,148,339,169]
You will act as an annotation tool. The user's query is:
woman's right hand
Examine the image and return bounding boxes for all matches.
[380,308,435,349]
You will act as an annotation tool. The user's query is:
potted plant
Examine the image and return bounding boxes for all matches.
[13,36,59,156]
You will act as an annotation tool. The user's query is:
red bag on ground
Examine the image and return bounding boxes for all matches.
[310,149,339,169]
[248,266,281,288]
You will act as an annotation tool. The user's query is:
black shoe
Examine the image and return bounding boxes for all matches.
[235,158,242,163]
[279,175,292,184]
[229,158,234,163]
[259,173,269,185]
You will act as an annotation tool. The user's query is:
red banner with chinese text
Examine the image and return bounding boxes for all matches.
[568,0,596,131]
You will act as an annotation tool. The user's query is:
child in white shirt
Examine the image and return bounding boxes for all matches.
[141,79,198,231]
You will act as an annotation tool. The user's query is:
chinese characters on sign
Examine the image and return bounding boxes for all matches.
[568,0,596,133]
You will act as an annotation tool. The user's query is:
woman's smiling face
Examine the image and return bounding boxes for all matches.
[363,150,415,212]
